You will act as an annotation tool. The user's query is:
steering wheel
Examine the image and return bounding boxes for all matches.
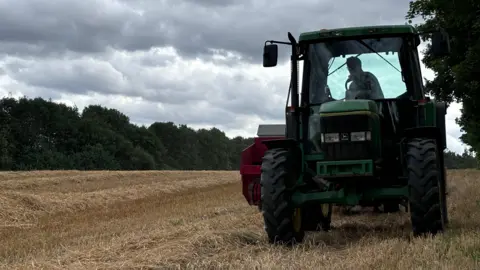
[344,77,372,100]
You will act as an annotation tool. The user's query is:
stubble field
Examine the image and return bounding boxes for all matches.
[0,170,479,269]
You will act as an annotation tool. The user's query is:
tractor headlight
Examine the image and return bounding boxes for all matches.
[321,133,339,143]
[320,131,371,143]
[350,131,371,141]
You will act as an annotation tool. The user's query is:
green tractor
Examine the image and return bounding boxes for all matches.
[260,24,450,245]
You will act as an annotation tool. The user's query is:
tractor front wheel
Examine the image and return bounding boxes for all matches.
[406,138,446,236]
[260,148,304,245]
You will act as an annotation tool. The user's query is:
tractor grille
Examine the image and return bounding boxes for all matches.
[319,114,373,161]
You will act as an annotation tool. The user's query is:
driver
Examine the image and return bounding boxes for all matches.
[344,57,384,100]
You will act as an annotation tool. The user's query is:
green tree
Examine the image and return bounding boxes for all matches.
[444,149,478,169]
[406,0,480,157]
[0,96,257,171]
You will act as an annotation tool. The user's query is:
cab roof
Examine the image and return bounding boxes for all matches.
[299,25,417,42]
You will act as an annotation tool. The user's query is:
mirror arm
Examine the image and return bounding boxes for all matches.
[265,40,293,46]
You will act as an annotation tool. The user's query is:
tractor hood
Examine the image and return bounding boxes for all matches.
[319,100,378,114]
[309,99,382,161]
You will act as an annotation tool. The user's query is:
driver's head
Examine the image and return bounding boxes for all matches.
[346,57,362,75]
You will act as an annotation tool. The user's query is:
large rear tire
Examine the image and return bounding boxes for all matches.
[260,148,304,245]
[406,138,446,236]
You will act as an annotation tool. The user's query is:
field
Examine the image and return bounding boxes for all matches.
[0,170,479,269]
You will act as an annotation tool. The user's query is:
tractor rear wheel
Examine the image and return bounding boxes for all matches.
[406,138,446,236]
[260,148,304,245]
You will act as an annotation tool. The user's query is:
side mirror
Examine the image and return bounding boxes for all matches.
[263,44,278,67]
[431,30,451,57]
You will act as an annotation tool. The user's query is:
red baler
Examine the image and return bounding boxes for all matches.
[239,124,286,209]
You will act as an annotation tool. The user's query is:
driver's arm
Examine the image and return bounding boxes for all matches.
[369,73,384,99]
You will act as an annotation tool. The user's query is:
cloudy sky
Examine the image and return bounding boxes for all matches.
[0,0,467,154]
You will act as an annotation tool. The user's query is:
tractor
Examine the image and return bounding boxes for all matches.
[239,24,451,245]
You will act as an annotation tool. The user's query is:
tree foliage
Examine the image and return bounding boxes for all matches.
[444,149,479,169]
[0,96,253,171]
[0,96,475,170]
[406,0,480,155]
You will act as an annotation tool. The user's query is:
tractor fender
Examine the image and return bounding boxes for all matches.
[435,102,447,150]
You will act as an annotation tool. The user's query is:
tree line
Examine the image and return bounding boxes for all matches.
[0,96,476,171]
[444,150,478,169]
[0,96,252,170]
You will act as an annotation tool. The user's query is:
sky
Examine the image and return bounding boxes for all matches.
[0,0,468,154]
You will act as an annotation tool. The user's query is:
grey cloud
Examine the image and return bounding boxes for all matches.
[0,0,168,55]
[0,79,64,101]
[4,57,128,96]
[47,90,250,131]
[181,0,246,7]
[140,55,176,67]
[0,0,412,62]
[87,96,271,132]
[2,53,288,122]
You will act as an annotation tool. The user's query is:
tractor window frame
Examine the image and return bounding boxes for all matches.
[299,34,425,107]
[407,39,427,100]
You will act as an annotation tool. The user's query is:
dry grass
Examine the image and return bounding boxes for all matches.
[0,170,479,269]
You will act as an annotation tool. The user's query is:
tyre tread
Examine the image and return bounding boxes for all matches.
[260,148,304,245]
[406,138,445,236]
